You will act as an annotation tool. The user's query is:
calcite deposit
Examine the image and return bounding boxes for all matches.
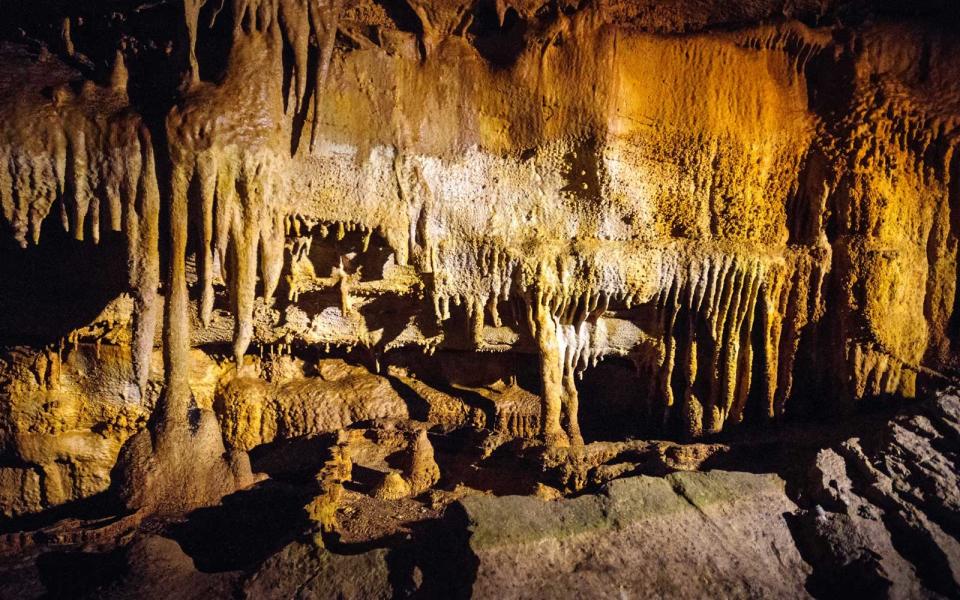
[0,0,959,597]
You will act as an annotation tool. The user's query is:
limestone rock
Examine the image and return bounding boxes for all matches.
[373,471,412,501]
[794,390,960,598]
[404,429,441,495]
[2,1,959,463]
[243,540,392,600]
[452,470,811,598]
[96,535,239,600]
[216,371,410,452]
[0,3,958,596]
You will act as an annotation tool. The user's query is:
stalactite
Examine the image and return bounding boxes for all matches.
[0,53,159,398]
[633,245,832,436]
[164,153,194,419]
[126,127,160,399]
[305,0,342,150]
[260,209,286,302]
[278,0,309,113]
[171,0,351,367]
[175,144,290,367]
[847,342,916,400]
[184,0,207,83]
[187,0,342,150]
[229,163,264,370]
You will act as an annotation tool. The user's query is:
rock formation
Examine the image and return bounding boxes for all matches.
[404,428,441,494]
[304,434,351,538]
[0,0,958,597]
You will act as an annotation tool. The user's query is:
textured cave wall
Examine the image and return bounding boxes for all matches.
[0,0,959,515]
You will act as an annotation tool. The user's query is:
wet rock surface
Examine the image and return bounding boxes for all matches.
[455,471,811,599]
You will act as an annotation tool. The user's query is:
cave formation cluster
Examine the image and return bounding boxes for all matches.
[0,0,959,597]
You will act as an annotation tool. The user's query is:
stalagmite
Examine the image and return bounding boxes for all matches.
[530,293,566,447]
[334,259,353,316]
[404,429,440,495]
[184,0,206,83]
[305,436,352,538]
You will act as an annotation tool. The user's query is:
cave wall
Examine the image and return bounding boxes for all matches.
[0,0,959,515]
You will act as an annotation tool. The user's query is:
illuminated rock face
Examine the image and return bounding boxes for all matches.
[0,1,959,515]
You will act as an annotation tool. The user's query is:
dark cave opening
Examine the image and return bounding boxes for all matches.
[0,219,128,345]
[468,3,527,68]
[575,356,645,443]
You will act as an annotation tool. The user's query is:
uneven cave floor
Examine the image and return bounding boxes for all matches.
[0,396,940,600]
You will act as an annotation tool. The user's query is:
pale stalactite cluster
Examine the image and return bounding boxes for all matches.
[0,50,160,400]
[173,0,346,370]
[643,246,831,436]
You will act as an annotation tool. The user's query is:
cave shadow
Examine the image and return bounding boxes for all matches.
[783,510,893,600]
[344,464,387,494]
[0,491,120,535]
[783,501,954,599]
[247,433,336,481]
[428,430,541,497]
[165,479,314,573]
[297,223,396,286]
[384,373,434,422]
[36,546,127,600]
[407,503,477,599]
[467,3,527,69]
[373,0,423,35]
[0,223,128,345]
[698,396,916,504]
[575,356,646,443]
[382,349,499,426]
[361,294,419,357]
[315,502,477,600]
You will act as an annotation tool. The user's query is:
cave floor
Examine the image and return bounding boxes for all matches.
[0,400,918,599]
